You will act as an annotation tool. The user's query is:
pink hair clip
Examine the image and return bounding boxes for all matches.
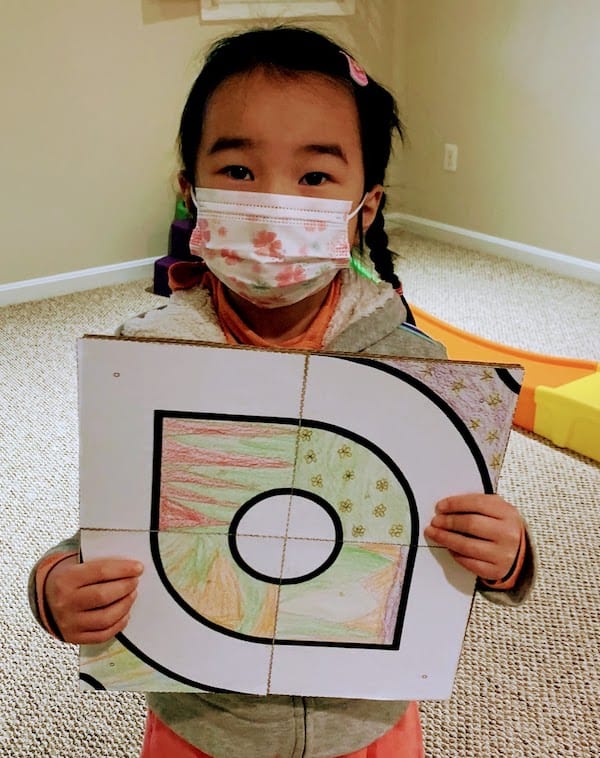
[340,51,369,87]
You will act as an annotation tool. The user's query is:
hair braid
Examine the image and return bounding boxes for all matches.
[364,194,400,290]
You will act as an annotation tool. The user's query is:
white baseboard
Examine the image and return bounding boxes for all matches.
[0,257,156,308]
[387,213,600,285]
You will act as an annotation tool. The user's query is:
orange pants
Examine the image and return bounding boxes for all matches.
[141,701,423,758]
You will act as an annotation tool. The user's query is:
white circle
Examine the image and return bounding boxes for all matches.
[234,493,338,580]
[235,492,338,541]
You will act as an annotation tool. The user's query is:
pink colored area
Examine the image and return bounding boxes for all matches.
[159,499,228,530]
[163,438,292,469]
[164,418,295,438]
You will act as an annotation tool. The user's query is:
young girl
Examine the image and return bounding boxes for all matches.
[30,26,533,758]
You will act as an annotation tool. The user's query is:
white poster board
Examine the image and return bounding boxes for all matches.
[78,336,522,699]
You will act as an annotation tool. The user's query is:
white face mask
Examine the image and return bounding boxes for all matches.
[189,188,365,308]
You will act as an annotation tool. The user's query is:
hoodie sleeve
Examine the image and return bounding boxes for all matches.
[477,523,536,607]
[29,533,80,639]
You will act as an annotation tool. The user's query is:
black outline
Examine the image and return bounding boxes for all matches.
[79,672,106,690]
[495,367,522,394]
[228,488,343,585]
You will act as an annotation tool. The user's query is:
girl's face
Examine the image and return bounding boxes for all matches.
[190,68,383,243]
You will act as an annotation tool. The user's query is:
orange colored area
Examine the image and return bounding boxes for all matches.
[412,306,599,432]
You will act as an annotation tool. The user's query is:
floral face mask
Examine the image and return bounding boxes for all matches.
[189,188,365,308]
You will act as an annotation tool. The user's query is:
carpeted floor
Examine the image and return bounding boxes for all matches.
[1,231,598,757]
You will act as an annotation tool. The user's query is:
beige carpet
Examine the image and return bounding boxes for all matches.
[1,232,598,757]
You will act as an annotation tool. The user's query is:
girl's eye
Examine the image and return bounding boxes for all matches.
[222,165,253,181]
[301,172,330,186]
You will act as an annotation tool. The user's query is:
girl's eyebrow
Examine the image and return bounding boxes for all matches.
[207,137,347,164]
[301,144,348,164]
[207,136,253,155]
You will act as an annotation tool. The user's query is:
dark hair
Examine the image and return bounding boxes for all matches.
[178,25,403,288]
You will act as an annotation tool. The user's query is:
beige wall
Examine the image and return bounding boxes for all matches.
[400,0,600,263]
[6,1,593,285]
[0,0,398,285]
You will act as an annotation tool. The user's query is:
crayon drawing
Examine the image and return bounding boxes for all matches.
[152,414,415,647]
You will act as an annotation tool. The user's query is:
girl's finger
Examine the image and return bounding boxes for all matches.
[67,614,132,646]
[76,559,144,588]
[436,494,514,520]
[74,577,141,612]
[426,524,520,579]
[76,591,137,633]
[447,551,504,581]
[429,512,502,542]
[425,526,501,564]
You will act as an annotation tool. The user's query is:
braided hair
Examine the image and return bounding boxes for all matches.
[178,25,404,288]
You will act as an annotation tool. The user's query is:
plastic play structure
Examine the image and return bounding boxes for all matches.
[412,306,600,463]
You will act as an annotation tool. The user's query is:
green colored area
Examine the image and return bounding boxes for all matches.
[276,544,403,644]
[81,639,201,692]
[294,427,411,544]
[276,613,375,642]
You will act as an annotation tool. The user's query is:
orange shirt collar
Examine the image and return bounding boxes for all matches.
[203,271,340,351]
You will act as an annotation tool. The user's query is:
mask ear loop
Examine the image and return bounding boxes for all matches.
[347,192,368,252]
[347,192,368,222]
[357,208,364,252]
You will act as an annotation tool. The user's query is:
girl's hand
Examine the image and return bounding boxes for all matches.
[44,556,144,644]
[423,494,523,582]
